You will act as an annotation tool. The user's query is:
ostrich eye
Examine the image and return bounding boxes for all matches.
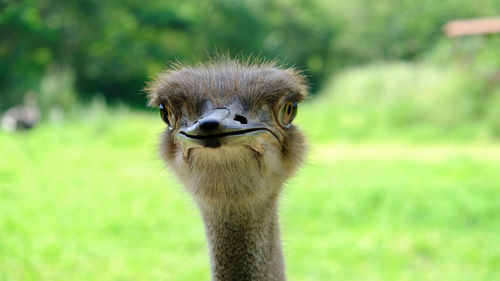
[159,103,175,127]
[279,101,297,126]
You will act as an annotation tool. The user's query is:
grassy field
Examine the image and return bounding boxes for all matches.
[1,111,499,281]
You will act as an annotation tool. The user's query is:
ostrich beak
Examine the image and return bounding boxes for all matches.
[176,107,281,156]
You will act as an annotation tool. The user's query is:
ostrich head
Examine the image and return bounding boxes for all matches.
[147,59,307,210]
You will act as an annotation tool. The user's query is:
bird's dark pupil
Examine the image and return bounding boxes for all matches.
[159,104,170,125]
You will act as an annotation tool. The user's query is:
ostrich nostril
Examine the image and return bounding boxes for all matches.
[234,114,248,124]
[199,118,220,133]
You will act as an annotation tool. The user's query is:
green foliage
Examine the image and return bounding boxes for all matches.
[38,66,78,117]
[1,113,499,280]
[300,61,500,142]
[2,0,500,110]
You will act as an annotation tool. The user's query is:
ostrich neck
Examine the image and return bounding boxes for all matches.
[198,192,286,281]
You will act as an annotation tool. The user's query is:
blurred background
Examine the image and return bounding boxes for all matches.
[1,0,500,280]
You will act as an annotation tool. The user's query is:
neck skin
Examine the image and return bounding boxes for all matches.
[197,194,285,281]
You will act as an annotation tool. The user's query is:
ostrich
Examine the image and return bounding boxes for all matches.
[1,92,41,132]
[146,59,307,281]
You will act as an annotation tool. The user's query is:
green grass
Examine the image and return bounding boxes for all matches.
[1,112,499,281]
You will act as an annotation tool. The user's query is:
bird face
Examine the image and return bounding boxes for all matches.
[147,60,307,207]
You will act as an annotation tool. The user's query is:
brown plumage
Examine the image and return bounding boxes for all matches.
[146,58,308,281]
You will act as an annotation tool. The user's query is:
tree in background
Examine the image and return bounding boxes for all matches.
[1,0,499,111]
